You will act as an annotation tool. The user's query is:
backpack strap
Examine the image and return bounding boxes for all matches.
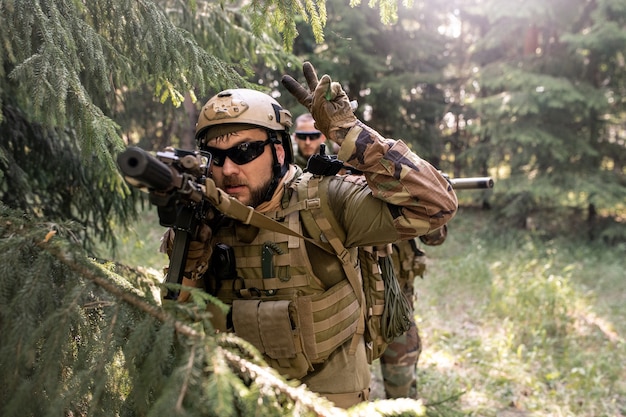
[296,174,366,355]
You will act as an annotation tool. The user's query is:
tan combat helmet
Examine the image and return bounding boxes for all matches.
[196,88,294,202]
[195,88,294,163]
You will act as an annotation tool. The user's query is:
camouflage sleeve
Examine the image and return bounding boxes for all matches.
[335,121,457,242]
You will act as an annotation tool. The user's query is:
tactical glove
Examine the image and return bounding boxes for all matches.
[161,224,213,282]
[282,61,357,143]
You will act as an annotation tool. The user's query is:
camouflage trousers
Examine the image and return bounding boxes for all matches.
[380,275,421,399]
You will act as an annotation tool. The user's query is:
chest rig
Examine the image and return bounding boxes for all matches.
[207,173,365,379]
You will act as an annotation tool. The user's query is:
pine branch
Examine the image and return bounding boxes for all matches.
[219,347,345,417]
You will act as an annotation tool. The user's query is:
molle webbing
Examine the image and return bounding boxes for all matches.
[296,174,367,355]
[231,279,361,372]
[212,210,321,302]
[359,246,389,362]
[297,280,360,361]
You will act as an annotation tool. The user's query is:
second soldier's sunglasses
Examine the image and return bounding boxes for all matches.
[295,132,322,141]
[206,138,274,167]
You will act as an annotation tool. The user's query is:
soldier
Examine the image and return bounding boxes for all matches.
[165,62,458,408]
[289,113,448,400]
[381,227,447,399]
[292,112,339,169]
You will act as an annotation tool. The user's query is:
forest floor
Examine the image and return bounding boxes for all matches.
[369,207,626,417]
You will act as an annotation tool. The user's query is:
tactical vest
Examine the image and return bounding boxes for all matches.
[207,173,367,379]
[205,172,413,379]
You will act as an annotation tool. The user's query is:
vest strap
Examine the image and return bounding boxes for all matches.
[296,175,367,356]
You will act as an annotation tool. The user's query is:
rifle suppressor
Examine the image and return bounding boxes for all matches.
[449,177,494,190]
[117,146,174,191]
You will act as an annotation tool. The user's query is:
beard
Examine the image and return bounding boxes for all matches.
[248,176,273,207]
[222,174,273,207]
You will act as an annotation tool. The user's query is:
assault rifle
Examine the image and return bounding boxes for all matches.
[117,146,214,299]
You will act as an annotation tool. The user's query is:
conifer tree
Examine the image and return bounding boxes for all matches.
[463,0,626,233]
[0,204,427,416]
[0,0,251,248]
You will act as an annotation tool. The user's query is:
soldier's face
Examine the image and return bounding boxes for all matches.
[294,120,325,158]
[207,128,285,207]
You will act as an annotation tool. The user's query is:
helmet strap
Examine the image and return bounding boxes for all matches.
[263,130,287,202]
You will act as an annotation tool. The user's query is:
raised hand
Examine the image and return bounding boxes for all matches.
[282,61,357,142]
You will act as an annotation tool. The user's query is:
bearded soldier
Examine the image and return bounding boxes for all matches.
[164,62,458,408]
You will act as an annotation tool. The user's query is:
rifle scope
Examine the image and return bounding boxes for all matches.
[117,146,173,191]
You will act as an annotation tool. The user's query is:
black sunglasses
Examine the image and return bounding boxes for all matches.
[206,138,274,167]
[295,132,322,141]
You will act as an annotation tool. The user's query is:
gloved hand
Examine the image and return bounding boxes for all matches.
[281,61,357,143]
[160,224,213,282]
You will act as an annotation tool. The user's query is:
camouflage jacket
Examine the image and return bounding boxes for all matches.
[297,121,458,245]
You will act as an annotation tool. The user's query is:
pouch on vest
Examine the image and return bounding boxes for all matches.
[231,299,313,379]
[230,279,361,378]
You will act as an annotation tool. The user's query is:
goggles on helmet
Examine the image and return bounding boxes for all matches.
[206,138,275,167]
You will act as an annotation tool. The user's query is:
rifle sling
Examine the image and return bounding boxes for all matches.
[204,178,333,254]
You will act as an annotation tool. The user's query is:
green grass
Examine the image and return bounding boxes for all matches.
[97,205,169,278]
[406,207,626,416]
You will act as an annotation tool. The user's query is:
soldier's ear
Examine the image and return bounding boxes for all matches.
[275,143,286,165]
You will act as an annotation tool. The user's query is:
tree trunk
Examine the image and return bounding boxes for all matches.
[181,92,199,150]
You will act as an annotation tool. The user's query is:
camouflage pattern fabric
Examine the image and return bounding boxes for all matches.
[380,320,421,399]
[336,123,456,238]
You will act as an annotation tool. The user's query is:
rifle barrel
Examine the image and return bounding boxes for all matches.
[449,177,494,190]
[117,147,173,191]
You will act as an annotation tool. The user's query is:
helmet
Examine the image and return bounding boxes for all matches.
[196,89,294,200]
[196,88,293,149]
